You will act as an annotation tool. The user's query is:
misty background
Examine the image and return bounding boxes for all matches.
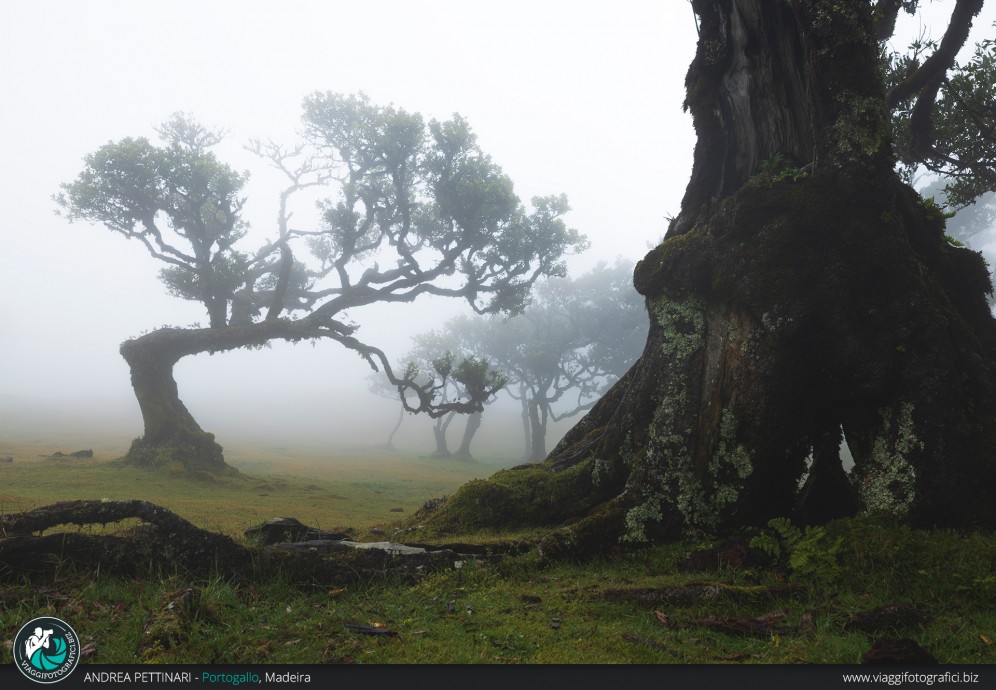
[2,1,994,461]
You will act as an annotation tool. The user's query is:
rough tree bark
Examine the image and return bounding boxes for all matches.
[423,0,996,554]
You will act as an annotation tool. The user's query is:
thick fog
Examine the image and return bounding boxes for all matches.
[0,1,696,457]
[2,2,994,459]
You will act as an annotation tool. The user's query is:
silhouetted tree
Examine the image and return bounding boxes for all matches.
[395,329,505,459]
[366,371,412,450]
[56,95,585,473]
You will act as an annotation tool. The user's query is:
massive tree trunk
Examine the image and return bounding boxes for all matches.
[120,334,226,474]
[119,320,318,473]
[424,0,996,551]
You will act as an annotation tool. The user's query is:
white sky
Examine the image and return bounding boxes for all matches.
[0,1,992,451]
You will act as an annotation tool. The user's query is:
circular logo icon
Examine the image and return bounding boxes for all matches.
[13,617,80,684]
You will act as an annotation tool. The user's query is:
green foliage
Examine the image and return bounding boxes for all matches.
[452,356,507,402]
[924,32,996,208]
[159,251,252,304]
[431,351,455,380]
[301,92,588,317]
[400,339,506,416]
[754,153,810,185]
[919,195,957,222]
[774,168,809,184]
[750,517,843,585]
[54,115,250,326]
[888,26,996,208]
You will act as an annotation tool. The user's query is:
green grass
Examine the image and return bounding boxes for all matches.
[1,442,994,664]
[0,442,502,539]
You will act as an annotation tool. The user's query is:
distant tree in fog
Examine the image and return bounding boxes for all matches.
[56,95,586,473]
[425,259,647,462]
[392,330,504,459]
[917,179,996,245]
[366,371,411,450]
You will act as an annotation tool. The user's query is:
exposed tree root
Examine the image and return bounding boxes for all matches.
[0,500,482,586]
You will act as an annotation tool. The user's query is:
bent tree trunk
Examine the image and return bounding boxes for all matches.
[121,332,226,473]
[120,320,321,473]
[382,408,405,450]
[430,411,456,458]
[424,0,996,553]
[453,410,483,460]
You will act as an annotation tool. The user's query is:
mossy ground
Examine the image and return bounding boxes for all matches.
[0,520,994,664]
[1,444,994,664]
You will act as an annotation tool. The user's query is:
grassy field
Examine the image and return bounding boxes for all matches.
[0,441,504,538]
[1,440,995,666]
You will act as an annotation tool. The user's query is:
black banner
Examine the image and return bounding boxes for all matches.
[0,664,990,690]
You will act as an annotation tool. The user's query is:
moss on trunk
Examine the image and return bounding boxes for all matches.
[426,168,996,555]
[120,330,231,474]
[125,432,230,476]
[422,0,996,552]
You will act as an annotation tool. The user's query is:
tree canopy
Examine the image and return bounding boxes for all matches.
[888,11,996,208]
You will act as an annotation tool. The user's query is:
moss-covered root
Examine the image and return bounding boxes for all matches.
[423,459,609,534]
[124,432,235,477]
[536,499,630,561]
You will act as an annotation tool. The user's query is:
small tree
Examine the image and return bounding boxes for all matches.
[56,94,585,473]
[366,370,415,450]
[396,329,505,458]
